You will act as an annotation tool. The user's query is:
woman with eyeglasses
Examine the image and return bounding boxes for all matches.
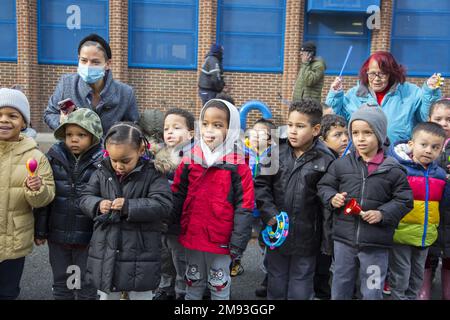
[326,51,442,144]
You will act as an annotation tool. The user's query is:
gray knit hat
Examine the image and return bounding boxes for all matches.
[349,104,387,147]
[0,88,30,127]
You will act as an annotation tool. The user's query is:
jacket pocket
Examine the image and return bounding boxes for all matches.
[13,214,34,251]
[206,225,230,246]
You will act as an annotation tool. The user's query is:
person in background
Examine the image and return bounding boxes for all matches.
[44,33,139,135]
[198,44,226,106]
[292,41,326,103]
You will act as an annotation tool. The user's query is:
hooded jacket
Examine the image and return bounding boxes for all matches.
[34,109,104,246]
[43,70,139,135]
[326,81,441,144]
[255,139,335,256]
[0,136,55,261]
[171,99,254,255]
[79,158,173,293]
[317,150,414,249]
[389,141,448,248]
[198,47,225,92]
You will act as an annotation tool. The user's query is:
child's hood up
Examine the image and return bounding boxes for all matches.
[199,98,241,166]
[53,108,104,145]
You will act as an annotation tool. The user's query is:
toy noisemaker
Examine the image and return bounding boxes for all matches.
[344,198,365,216]
[26,158,38,177]
[435,73,444,89]
[262,211,289,250]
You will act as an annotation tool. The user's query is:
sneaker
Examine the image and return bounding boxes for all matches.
[153,290,175,300]
[230,261,244,277]
[255,286,267,298]
[383,280,391,295]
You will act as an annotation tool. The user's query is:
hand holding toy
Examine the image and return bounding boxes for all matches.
[344,198,366,216]
[262,211,289,250]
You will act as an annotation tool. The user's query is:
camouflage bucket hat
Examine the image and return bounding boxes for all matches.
[54,108,103,144]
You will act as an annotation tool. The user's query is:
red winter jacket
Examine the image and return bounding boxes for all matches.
[171,145,255,255]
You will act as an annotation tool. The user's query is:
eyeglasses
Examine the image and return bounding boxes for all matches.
[367,72,388,80]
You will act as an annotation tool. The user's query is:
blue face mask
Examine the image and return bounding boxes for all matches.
[77,64,105,84]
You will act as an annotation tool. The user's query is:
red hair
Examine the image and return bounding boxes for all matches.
[359,51,406,88]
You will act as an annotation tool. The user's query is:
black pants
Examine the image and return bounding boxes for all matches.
[0,257,25,300]
[198,89,218,105]
[48,242,97,300]
[313,253,332,299]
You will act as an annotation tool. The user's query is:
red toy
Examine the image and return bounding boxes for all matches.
[344,198,366,216]
[26,158,38,177]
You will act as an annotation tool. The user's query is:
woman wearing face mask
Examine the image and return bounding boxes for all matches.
[44,34,139,135]
[326,51,442,144]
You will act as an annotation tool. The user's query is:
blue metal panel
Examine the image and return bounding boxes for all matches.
[304,10,371,75]
[0,0,17,61]
[37,0,109,65]
[307,0,380,13]
[217,0,286,73]
[128,0,198,69]
[391,0,450,77]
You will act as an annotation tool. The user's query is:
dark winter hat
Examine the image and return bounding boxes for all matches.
[210,43,224,54]
[78,33,112,60]
[349,104,387,147]
[301,41,316,53]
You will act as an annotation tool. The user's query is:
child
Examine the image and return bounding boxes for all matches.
[79,122,173,300]
[255,99,335,300]
[152,107,195,300]
[317,105,414,300]
[420,99,450,299]
[388,122,447,300]
[320,114,349,158]
[34,108,104,300]
[171,98,254,300]
[312,114,349,300]
[244,118,276,295]
[0,88,55,300]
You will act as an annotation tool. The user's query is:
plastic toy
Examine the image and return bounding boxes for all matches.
[262,211,289,250]
[26,158,38,177]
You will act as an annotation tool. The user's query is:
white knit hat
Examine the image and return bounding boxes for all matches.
[0,88,31,127]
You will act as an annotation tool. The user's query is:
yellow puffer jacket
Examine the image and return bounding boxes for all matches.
[0,135,55,261]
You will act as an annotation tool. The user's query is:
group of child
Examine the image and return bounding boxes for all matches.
[0,85,449,301]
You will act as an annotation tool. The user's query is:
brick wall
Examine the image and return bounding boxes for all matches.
[1,0,448,133]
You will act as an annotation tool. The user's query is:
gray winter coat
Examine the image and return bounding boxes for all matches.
[43,71,139,135]
[79,158,172,293]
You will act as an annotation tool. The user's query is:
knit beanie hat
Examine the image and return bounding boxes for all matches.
[301,41,316,53]
[78,33,112,60]
[0,88,30,127]
[349,104,387,147]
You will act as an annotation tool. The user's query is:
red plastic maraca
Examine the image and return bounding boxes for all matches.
[26,158,38,177]
[344,198,365,216]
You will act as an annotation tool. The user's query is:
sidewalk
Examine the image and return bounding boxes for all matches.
[35,132,56,153]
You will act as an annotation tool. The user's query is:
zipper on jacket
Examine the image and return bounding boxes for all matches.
[422,167,430,248]
[356,166,367,246]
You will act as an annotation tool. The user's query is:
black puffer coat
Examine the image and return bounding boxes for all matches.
[255,139,335,256]
[317,151,413,249]
[430,142,450,258]
[79,158,173,293]
[34,142,103,245]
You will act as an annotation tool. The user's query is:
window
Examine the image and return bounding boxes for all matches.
[304,11,371,75]
[0,0,17,61]
[129,0,198,69]
[38,0,109,65]
[217,0,286,72]
[391,0,450,76]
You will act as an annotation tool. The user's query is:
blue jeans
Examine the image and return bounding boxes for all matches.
[0,257,25,300]
[332,241,388,300]
[266,250,316,300]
